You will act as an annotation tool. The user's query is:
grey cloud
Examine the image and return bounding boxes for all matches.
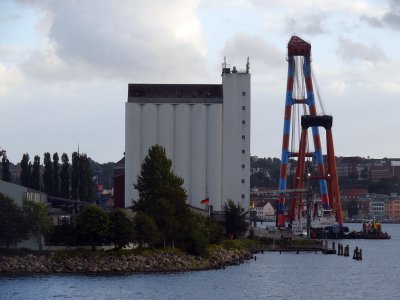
[336,37,387,63]
[382,11,400,30]
[359,15,383,28]
[285,14,327,36]
[361,0,400,30]
[17,0,210,83]
[221,33,284,70]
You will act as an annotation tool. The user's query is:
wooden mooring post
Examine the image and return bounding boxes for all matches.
[337,243,350,257]
[352,246,362,260]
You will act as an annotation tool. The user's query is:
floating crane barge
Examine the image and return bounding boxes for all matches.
[275,36,390,240]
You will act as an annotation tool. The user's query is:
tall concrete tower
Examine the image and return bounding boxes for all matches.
[125,61,250,211]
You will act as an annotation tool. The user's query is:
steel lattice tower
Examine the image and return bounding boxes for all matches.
[277,36,343,228]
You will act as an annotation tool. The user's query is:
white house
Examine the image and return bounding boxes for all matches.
[254,201,275,221]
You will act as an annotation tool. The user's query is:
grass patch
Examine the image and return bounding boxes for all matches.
[220,239,257,250]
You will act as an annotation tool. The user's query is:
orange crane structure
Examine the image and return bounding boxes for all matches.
[277,36,343,230]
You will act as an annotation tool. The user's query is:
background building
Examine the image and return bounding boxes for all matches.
[125,62,251,211]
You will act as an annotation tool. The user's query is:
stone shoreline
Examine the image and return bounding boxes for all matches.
[0,248,253,275]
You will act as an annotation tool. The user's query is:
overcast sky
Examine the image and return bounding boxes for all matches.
[1,0,399,164]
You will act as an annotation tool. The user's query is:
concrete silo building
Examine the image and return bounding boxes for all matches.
[125,61,250,211]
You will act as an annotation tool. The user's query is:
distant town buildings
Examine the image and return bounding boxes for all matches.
[253,200,275,221]
[334,157,400,182]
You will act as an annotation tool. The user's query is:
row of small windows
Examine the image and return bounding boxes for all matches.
[241,93,247,181]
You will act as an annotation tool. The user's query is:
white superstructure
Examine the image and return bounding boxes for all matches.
[125,63,250,211]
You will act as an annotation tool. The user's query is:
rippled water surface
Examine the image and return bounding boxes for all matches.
[1,223,399,300]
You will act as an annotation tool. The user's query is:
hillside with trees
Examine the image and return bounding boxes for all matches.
[250,155,400,196]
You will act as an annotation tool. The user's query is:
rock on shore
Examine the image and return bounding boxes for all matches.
[0,249,253,275]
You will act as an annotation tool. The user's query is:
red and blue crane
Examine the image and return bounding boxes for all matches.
[277,36,343,229]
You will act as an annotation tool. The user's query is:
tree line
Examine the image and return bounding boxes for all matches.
[47,145,248,255]
[250,156,400,195]
[128,145,248,255]
[1,145,249,255]
[16,152,94,201]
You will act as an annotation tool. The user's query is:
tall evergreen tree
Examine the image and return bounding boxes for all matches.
[60,153,70,198]
[43,152,52,194]
[20,153,30,187]
[31,155,41,191]
[52,152,60,196]
[1,156,11,182]
[27,162,32,188]
[79,154,94,201]
[132,145,190,248]
[71,152,79,199]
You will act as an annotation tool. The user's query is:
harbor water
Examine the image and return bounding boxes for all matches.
[1,223,399,300]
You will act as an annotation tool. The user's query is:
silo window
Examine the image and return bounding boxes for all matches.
[242,92,246,96]
[242,135,245,140]
[242,149,245,154]
[242,120,245,125]
[241,164,245,168]
[241,194,245,199]
[242,106,246,110]
[241,179,245,183]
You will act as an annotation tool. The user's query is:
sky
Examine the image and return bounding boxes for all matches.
[0,0,399,164]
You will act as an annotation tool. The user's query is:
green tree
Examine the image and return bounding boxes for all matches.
[368,177,400,195]
[27,162,32,188]
[52,152,60,196]
[132,145,190,248]
[181,213,223,256]
[60,153,70,198]
[109,208,136,249]
[71,152,79,199]
[134,212,160,247]
[75,204,109,250]
[1,156,12,182]
[20,153,30,187]
[0,193,26,249]
[347,199,359,218]
[201,216,224,245]
[70,152,94,201]
[31,155,41,191]
[250,172,269,188]
[223,199,249,239]
[184,228,209,256]
[23,199,52,250]
[79,154,94,201]
[133,145,186,213]
[43,152,52,194]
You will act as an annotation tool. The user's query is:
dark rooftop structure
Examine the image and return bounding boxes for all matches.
[128,84,223,104]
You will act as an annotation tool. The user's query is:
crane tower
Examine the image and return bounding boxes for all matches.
[277,36,343,229]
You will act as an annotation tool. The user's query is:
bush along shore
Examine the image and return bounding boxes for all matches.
[0,247,254,275]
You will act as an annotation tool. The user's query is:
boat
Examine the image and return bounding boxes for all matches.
[345,220,391,239]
